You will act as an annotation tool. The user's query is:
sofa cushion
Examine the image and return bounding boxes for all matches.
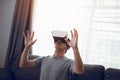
[70,64,105,80]
[11,68,40,80]
[105,68,120,80]
[0,68,13,80]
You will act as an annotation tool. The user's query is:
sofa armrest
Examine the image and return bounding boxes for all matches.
[105,68,120,80]
[70,64,105,80]
[0,68,13,80]
[11,68,40,80]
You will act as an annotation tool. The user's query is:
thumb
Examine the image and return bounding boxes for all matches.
[64,38,70,44]
[32,39,37,45]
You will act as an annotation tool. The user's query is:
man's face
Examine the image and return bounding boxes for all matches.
[53,37,70,47]
[54,40,68,50]
[53,37,66,43]
[51,30,70,51]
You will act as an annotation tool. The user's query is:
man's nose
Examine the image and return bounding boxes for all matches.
[57,40,61,42]
[57,40,64,43]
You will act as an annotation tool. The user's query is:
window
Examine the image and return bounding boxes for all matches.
[32,0,91,59]
[84,0,120,69]
[32,0,120,69]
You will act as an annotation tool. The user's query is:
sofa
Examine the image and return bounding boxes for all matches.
[0,64,120,80]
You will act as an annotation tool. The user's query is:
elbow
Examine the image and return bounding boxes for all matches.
[19,63,27,68]
[79,69,84,74]
[79,67,84,74]
[76,69,84,74]
[73,68,84,75]
[19,64,25,68]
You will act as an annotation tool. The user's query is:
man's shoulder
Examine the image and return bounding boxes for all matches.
[62,56,73,64]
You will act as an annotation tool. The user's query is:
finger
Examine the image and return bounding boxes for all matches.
[23,32,26,38]
[74,28,76,37]
[64,38,70,44]
[70,30,73,38]
[74,28,78,38]
[26,30,29,37]
[30,30,33,37]
[75,29,78,38]
[28,30,32,36]
[32,39,37,44]
[31,31,34,38]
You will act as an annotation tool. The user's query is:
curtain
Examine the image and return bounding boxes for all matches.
[84,0,120,69]
[5,0,33,68]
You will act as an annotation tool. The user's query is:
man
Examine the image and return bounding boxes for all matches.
[19,28,84,80]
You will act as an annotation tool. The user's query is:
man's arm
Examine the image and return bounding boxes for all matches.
[19,30,37,68]
[72,47,84,74]
[66,29,84,74]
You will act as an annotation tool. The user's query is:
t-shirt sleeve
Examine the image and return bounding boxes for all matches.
[68,59,74,74]
[69,59,81,76]
[35,57,43,68]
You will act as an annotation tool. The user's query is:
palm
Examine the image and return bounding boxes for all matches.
[24,30,36,48]
[25,37,33,47]
[69,37,77,48]
[67,29,78,48]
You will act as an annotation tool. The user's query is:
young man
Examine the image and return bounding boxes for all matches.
[19,28,84,80]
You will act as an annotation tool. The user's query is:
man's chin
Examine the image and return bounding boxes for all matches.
[56,46,65,50]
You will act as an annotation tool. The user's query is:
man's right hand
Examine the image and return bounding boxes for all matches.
[23,30,37,48]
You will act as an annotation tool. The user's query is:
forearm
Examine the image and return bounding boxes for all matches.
[73,47,84,74]
[19,46,30,67]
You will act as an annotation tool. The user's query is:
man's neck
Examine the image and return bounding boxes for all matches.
[54,50,65,58]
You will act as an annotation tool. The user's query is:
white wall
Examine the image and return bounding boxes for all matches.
[0,0,16,67]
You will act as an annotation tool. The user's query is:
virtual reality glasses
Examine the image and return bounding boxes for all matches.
[51,30,70,47]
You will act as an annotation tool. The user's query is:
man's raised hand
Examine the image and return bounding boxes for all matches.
[65,28,78,49]
[23,30,37,48]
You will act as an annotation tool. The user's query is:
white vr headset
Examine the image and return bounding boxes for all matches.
[51,30,70,47]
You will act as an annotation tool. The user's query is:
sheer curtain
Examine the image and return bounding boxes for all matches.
[84,0,120,69]
[32,0,92,59]
[32,0,120,69]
